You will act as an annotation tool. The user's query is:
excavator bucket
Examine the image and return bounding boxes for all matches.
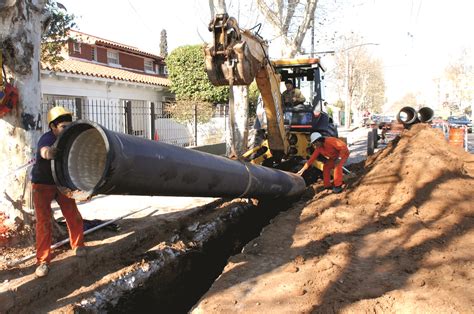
[204,14,264,86]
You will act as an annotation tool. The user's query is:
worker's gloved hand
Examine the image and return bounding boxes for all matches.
[334,158,341,165]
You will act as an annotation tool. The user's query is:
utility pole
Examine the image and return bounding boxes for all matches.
[344,50,350,129]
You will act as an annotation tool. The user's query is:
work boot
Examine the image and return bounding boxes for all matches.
[35,263,49,277]
[333,186,343,194]
[74,246,87,257]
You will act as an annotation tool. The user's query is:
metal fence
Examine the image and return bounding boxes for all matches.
[41,95,228,147]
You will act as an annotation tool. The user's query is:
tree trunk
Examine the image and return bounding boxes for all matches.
[226,86,249,158]
[209,0,227,15]
[208,0,250,158]
[0,0,46,242]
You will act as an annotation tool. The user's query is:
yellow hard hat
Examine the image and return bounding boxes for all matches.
[47,106,72,125]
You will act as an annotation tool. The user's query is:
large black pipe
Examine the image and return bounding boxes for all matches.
[417,107,434,123]
[52,120,305,200]
[396,106,418,125]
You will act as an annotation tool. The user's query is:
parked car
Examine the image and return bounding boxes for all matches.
[376,115,396,130]
[447,116,472,133]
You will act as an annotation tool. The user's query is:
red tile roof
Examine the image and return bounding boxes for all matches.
[42,58,170,87]
[69,30,162,60]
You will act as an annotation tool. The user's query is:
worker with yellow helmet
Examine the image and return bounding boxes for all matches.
[31,106,86,277]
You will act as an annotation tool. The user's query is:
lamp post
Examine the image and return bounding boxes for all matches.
[343,42,379,129]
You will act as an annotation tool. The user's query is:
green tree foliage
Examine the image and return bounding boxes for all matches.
[41,0,76,65]
[248,81,260,118]
[167,45,228,103]
[166,45,229,123]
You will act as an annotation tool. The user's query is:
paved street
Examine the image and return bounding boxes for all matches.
[338,127,373,165]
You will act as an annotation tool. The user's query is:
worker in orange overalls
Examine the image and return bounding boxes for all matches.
[297,132,350,193]
[31,106,86,277]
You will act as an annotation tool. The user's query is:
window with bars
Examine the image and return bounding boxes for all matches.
[73,42,81,53]
[91,47,97,61]
[107,50,119,65]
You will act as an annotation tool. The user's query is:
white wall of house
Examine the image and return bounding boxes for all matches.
[41,72,167,102]
[40,71,173,139]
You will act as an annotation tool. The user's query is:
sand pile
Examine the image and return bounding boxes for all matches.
[349,123,474,211]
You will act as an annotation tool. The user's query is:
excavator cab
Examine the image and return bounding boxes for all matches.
[273,57,338,138]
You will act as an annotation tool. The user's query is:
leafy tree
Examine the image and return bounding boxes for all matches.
[332,35,385,119]
[356,58,385,113]
[391,92,418,112]
[41,0,76,65]
[166,44,229,123]
[167,45,228,103]
[444,49,473,116]
[248,81,260,118]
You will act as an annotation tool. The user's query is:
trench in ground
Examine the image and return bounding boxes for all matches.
[106,197,299,313]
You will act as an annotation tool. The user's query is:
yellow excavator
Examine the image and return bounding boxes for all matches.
[204,13,338,183]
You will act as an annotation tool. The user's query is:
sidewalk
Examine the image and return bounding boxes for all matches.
[54,195,218,222]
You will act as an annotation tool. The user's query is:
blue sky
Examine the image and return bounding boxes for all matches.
[60,0,473,107]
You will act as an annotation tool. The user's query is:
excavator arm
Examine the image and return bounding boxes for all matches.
[204,13,288,155]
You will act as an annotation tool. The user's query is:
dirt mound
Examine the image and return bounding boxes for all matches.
[193,124,474,313]
[351,124,473,209]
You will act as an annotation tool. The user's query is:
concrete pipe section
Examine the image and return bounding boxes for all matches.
[417,107,434,123]
[396,106,418,125]
[52,120,306,200]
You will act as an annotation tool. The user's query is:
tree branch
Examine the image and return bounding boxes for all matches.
[283,0,299,34]
[290,0,318,57]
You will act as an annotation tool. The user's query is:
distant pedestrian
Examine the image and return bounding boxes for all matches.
[31,106,86,277]
[297,132,349,193]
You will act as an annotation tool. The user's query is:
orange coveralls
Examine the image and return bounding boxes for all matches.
[32,184,84,264]
[306,137,350,188]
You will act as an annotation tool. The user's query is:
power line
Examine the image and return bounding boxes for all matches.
[126,0,154,35]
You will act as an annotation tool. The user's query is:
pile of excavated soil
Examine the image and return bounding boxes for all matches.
[193,124,474,313]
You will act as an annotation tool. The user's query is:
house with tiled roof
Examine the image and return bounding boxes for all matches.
[40,30,176,140]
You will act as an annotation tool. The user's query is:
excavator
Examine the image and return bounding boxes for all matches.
[204,13,338,183]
